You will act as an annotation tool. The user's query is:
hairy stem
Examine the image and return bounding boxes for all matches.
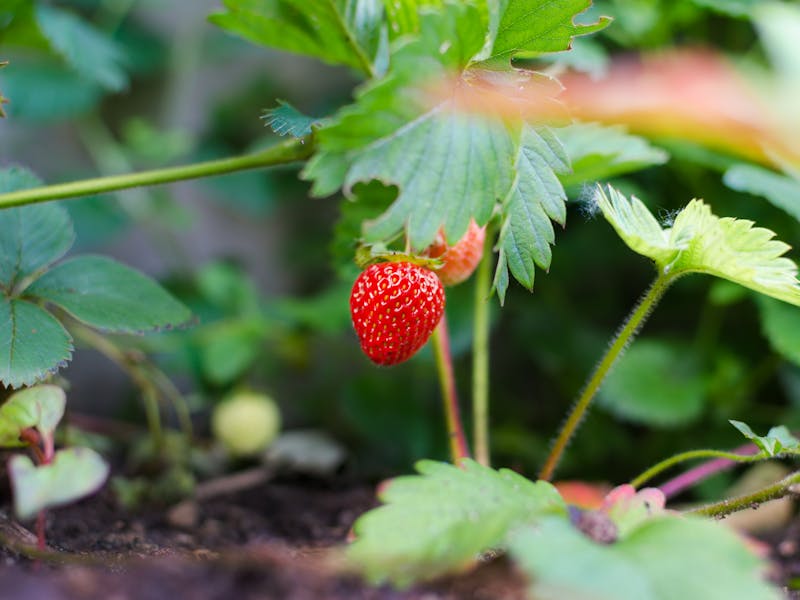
[687,470,800,519]
[0,137,314,209]
[432,316,471,462]
[660,443,758,499]
[631,448,764,489]
[472,223,494,467]
[539,273,672,481]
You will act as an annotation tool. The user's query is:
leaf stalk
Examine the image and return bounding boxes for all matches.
[432,316,471,462]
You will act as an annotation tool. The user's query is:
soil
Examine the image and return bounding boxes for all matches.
[0,474,529,600]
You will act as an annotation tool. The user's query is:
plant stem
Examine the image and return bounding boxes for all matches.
[659,442,757,499]
[630,448,764,489]
[36,511,46,552]
[687,470,800,519]
[432,316,471,462]
[539,273,672,481]
[472,224,494,467]
[0,137,314,209]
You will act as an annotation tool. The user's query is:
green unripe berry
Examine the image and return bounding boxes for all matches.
[211,392,281,457]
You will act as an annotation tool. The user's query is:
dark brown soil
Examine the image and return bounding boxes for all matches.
[0,476,528,600]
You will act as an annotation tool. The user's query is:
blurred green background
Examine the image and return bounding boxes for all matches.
[2,0,800,498]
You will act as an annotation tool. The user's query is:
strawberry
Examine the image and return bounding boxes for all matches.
[350,261,445,366]
[427,220,486,286]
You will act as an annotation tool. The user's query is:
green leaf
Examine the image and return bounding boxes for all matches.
[35,5,127,91]
[758,295,800,365]
[197,318,268,385]
[0,297,73,389]
[723,164,800,223]
[0,385,66,447]
[691,0,758,18]
[595,185,800,306]
[26,255,192,334]
[557,123,669,188]
[382,0,444,37]
[209,0,384,75]
[729,420,800,457]
[493,125,569,302]
[9,447,109,520]
[348,458,565,586]
[599,339,707,427]
[486,0,611,67]
[261,100,320,138]
[0,168,74,291]
[510,516,780,600]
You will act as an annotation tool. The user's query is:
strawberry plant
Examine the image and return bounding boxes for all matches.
[2,0,800,597]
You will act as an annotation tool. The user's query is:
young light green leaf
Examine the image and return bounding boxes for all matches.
[595,185,800,306]
[209,0,384,76]
[599,339,707,427]
[0,385,66,447]
[348,458,565,586]
[0,297,73,390]
[723,164,800,223]
[9,447,109,520]
[26,255,192,333]
[35,5,128,91]
[729,420,800,457]
[261,100,320,138]
[0,168,74,291]
[558,123,668,188]
[485,0,611,67]
[510,515,780,600]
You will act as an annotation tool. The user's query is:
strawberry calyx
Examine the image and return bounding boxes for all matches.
[355,243,442,271]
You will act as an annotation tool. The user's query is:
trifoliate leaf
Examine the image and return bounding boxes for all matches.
[558,123,668,188]
[10,447,109,521]
[209,0,384,76]
[723,164,800,223]
[0,297,73,390]
[261,101,320,138]
[595,185,800,306]
[510,515,780,600]
[729,420,800,457]
[348,458,565,586]
[0,168,74,291]
[493,125,569,302]
[485,0,611,68]
[27,255,192,333]
[599,339,707,427]
[35,5,128,91]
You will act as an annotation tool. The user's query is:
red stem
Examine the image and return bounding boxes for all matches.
[432,316,471,462]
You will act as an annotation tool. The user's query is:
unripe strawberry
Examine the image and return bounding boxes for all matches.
[350,262,445,366]
[427,220,486,286]
[212,391,281,457]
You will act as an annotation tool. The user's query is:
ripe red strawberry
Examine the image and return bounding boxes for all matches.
[350,262,445,366]
[427,220,486,286]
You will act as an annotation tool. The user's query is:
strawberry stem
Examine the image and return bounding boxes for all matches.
[539,272,672,481]
[432,316,471,462]
[472,223,494,467]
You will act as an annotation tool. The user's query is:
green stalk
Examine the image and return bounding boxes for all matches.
[0,137,314,209]
[630,448,765,489]
[432,316,471,462]
[472,224,494,466]
[539,273,673,481]
[687,470,800,519]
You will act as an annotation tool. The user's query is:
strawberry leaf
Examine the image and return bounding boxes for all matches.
[509,515,780,600]
[723,164,800,223]
[484,0,611,68]
[27,255,192,334]
[729,420,800,457]
[0,297,73,390]
[209,0,385,76]
[0,168,75,292]
[348,458,565,586]
[558,123,669,188]
[261,100,320,138]
[0,385,66,447]
[595,185,800,306]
